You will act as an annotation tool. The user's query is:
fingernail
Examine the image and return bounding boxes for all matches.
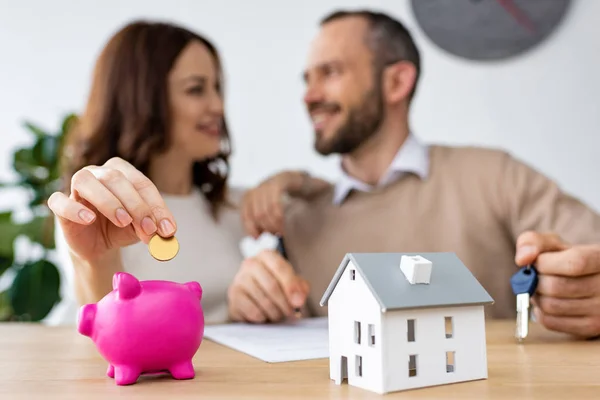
[160,219,175,235]
[291,292,304,307]
[78,209,95,223]
[516,245,536,260]
[115,208,132,226]
[141,216,157,235]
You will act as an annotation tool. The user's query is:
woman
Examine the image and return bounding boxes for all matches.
[48,20,326,325]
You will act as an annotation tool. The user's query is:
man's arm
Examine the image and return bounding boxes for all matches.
[499,152,600,338]
[500,152,600,244]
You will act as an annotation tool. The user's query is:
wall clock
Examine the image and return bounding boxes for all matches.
[410,0,572,61]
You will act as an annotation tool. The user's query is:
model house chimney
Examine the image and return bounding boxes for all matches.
[400,255,432,284]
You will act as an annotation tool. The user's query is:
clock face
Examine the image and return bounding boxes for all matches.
[410,0,572,61]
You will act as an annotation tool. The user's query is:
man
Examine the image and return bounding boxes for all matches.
[228,9,600,339]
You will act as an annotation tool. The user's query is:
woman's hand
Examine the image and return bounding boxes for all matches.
[48,157,177,263]
[241,171,330,238]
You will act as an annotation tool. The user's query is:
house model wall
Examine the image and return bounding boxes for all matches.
[320,252,494,394]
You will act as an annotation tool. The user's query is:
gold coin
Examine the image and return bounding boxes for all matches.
[148,235,179,261]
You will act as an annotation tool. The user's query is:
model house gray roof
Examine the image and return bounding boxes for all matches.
[320,252,494,312]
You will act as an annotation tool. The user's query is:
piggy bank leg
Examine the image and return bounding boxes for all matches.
[107,364,114,378]
[113,365,141,385]
[169,360,195,380]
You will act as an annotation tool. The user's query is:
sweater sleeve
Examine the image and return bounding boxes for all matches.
[501,152,600,244]
[222,186,250,245]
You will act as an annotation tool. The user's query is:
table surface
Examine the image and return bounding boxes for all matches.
[0,320,598,399]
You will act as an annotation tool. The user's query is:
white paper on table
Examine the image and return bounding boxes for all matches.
[203,317,329,363]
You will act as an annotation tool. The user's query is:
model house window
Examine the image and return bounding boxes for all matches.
[355,355,363,377]
[446,351,455,372]
[368,324,375,346]
[407,319,415,342]
[354,321,361,344]
[408,355,417,377]
[445,316,453,338]
[350,269,355,280]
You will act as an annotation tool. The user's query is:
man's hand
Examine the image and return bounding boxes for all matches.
[228,249,310,323]
[515,231,600,339]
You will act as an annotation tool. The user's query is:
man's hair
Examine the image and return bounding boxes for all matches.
[320,9,421,100]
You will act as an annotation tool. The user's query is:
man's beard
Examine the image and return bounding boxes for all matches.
[313,85,384,156]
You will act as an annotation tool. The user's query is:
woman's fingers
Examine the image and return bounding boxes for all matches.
[85,166,159,239]
[103,157,176,237]
[70,166,162,243]
[70,168,132,229]
[47,191,96,225]
[57,157,177,242]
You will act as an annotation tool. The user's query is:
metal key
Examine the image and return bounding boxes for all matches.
[510,265,539,342]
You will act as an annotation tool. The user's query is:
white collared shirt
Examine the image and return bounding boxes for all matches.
[332,134,430,205]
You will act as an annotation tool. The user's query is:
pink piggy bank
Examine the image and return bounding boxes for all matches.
[77,272,204,385]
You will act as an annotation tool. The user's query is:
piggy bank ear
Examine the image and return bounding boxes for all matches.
[185,281,202,300]
[113,272,142,300]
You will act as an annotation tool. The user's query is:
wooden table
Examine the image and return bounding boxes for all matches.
[0,320,598,399]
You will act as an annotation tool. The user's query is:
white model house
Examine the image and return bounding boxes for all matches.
[320,252,494,394]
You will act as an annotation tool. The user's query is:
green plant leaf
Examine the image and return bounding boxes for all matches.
[61,113,78,137]
[0,211,11,222]
[27,183,58,208]
[2,113,77,323]
[13,148,49,185]
[9,260,61,321]
[0,254,13,276]
[21,214,55,249]
[0,211,18,258]
[32,136,59,168]
[0,212,55,256]
[23,121,49,138]
[13,147,35,168]
[28,189,46,208]
[0,290,14,321]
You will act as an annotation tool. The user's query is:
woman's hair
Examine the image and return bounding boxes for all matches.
[61,20,232,216]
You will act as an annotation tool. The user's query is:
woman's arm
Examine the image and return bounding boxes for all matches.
[70,249,124,304]
[54,215,123,305]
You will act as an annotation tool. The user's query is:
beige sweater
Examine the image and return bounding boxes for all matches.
[283,145,600,319]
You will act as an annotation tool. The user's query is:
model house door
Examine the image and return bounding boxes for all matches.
[337,356,348,384]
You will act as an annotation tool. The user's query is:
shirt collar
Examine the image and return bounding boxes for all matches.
[332,134,429,205]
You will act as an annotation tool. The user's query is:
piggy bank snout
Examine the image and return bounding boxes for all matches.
[78,303,97,337]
